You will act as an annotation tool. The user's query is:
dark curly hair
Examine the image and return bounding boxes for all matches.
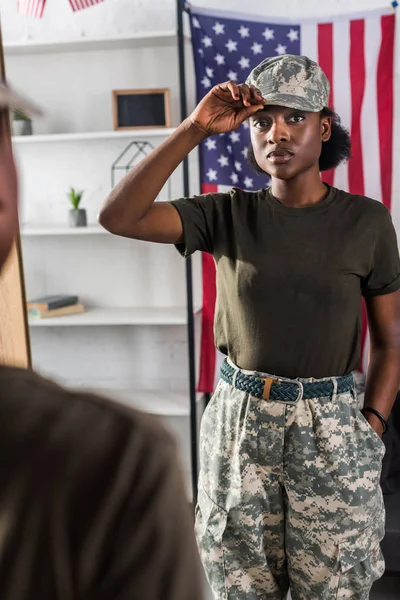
[247,107,351,173]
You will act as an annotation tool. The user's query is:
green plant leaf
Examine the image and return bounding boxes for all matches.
[67,187,84,210]
[13,109,29,121]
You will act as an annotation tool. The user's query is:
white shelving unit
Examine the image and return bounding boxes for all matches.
[22,224,107,236]
[10,24,200,499]
[12,128,176,144]
[4,31,189,55]
[29,306,199,327]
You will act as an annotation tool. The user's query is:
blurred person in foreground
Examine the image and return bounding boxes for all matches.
[0,90,203,599]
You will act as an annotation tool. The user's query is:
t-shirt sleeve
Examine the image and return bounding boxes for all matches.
[362,208,400,297]
[170,192,229,257]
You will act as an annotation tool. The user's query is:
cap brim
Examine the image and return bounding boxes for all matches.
[0,81,43,116]
[262,92,323,113]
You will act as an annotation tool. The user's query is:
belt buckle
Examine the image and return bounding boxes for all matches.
[262,376,304,403]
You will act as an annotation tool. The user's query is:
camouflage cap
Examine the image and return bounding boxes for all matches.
[245,54,330,112]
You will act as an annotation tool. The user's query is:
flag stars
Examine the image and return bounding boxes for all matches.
[198,48,204,56]
[218,154,229,167]
[251,42,263,55]
[201,76,212,88]
[214,53,225,65]
[227,70,238,81]
[287,28,299,42]
[241,146,249,158]
[227,145,233,154]
[244,177,254,188]
[230,131,241,143]
[238,56,250,69]
[225,39,238,52]
[263,27,275,41]
[192,17,201,29]
[206,66,214,78]
[205,138,217,150]
[230,172,239,184]
[242,121,250,130]
[213,21,225,35]
[202,35,213,48]
[275,44,287,55]
[235,161,242,172]
[238,25,250,38]
[207,168,218,181]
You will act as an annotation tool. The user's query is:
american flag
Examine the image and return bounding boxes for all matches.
[68,0,105,12]
[188,5,396,393]
[18,0,47,18]
[18,0,104,18]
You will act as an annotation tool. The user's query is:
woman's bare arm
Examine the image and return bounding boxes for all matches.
[98,119,207,243]
[98,82,264,242]
[364,290,400,436]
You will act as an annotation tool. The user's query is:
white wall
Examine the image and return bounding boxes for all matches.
[0,0,177,42]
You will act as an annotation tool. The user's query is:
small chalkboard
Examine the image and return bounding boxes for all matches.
[112,89,171,130]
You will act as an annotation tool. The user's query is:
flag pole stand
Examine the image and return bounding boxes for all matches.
[177,0,198,504]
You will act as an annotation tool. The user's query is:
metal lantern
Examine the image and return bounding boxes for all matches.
[111,140,172,202]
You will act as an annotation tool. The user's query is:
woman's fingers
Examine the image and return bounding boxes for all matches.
[250,85,265,104]
[225,81,265,107]
[238,84,253,106]
[226,80,241,101]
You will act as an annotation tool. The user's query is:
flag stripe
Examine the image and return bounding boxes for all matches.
[361,16,382,204]
[318,23,334,108]
[361,300,369,371]
[197,183,218,392]
[348,19,366,196]
[331,18,351,192]
[377,14,395,211]
[300,22,318,62]
[198,253,217,393]
[18,0,46,18]
[318,22,335,186]
[68,0,104,10]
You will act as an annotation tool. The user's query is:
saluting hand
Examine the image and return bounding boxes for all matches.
[189,81,266,136]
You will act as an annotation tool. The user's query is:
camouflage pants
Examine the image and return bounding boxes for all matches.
[195,361,386,600]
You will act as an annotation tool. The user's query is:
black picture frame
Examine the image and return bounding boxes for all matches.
[112,88,171,130]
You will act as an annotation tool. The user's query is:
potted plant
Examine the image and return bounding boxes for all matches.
[12,109,33,136]
[67,187,87,227]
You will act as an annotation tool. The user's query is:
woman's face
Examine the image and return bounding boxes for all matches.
[249,105,331,180]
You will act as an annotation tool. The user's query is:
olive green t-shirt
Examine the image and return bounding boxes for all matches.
[171,186,400,378]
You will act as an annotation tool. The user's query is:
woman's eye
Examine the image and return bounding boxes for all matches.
[289,114,305,123]
[254,120,269,129]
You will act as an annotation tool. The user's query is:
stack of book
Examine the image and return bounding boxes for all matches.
[27,295,85,319]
